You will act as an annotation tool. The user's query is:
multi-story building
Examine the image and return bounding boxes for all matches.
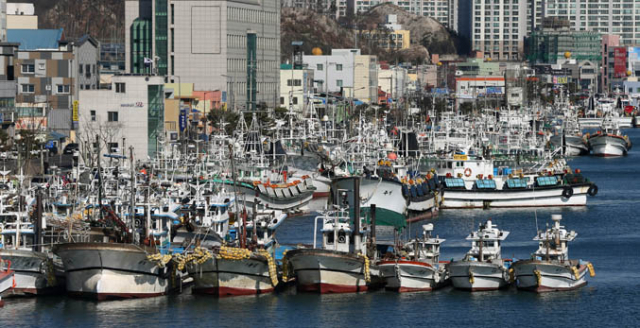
[344,0,456,30]
[0,0,6,42]
[78,75,165,160]
[8,29,100,137]
[125,0,281,111]
[527,22,601,65]
[302,49,378,103]
[360,29,411,50]
[542,0,640,46]
[0,42,17,135]
[464,0,528,61]
[378,66,408,101]
[279,63,314,114]
[6,3,37,29]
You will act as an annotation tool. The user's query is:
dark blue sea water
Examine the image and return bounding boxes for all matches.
[3,131,640,327]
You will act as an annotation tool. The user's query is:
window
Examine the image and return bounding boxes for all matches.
[85,64,91,78]
[85,84,91,90]
[21,84,34,93]
[57,85,70,93]
[292,97,298,105]
[90,110,96,121]
[280,97,285,105]
[115,82,126,93]
[336,79,343,87]
[317,64,323,71]
[108,143,119,153]
[79,65,83,74]
[80,85,84,90]
[336,64,343,71]
[21,64,35,73]
[107,111,118,122]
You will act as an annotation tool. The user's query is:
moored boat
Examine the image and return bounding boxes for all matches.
[449,219,511,291]
[512,214,595,292]
[284,206,370,294]
[377,224,447,292]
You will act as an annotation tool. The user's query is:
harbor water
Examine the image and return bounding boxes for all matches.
[2,130,640,327]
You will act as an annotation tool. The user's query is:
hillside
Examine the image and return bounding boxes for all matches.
[8,0,123,42]
[282,4,458,64]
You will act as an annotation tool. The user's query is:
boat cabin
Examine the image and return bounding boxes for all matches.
[402,224,445,264]
[465,220,509,262]
[533,214,576,262]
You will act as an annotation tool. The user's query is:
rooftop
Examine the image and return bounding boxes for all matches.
[7,29,64,50]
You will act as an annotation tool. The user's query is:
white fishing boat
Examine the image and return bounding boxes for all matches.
[587,116,631,157]
[377,224,447,292]
[54,242,176,300]
[512,214,595,292]
[449,220,511,291]
[0,212,64,297]
[440,173,596,209]
[284,206,370,294]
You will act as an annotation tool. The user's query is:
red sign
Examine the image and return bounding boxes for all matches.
[614,47,627,78]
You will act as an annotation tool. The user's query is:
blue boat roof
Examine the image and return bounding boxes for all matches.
[7,29,64,50]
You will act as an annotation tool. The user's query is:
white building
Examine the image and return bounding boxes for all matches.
[542,0,640,46]
[0,0,6,42]
[78,75,165,161]
[6,3,37,29]
[279,65,314,114]
[303,49,378,103]
[125,0,280,111]
[468,0,528,61]
[378,66,408,100]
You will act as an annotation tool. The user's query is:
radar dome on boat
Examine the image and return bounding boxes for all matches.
[422,224,433,232]
[322,115,329,122]
[551,214,562,222]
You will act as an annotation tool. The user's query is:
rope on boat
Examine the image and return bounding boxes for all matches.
[359,253,371,283]
[534,269,542,286]
[257,249,279,287]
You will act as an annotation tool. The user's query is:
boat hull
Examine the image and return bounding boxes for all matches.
[550,135,589,156]
[186,256,274,296]
[287,249,368,294]
[441,184,590,209]
[54,243,173,300]
[0,249,63,297]
[589,135,629,157]
[513,260,588,292]
[333,176,407,221]
[377,260,441,292]
[449,261,508,291]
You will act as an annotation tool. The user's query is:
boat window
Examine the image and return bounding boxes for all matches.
[326,232,334,245]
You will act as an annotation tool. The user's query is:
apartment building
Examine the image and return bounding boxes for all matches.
[465,0,528,61]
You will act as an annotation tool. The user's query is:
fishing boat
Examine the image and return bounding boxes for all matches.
[54,241,176,300]
[377,224,447,292]
[284,204,370,294]
[0,257,14,307]
[0,211,64,297]
[449,220,511,291]
[54,195,182,300]
[587,116,632,157]
[440,172,597,209]
[512,214,595,292]
[184,209,283,296]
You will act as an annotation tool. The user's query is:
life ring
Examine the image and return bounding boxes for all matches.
[464,168,472,177]
[562,186,573,199]
[587,185,598,196]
